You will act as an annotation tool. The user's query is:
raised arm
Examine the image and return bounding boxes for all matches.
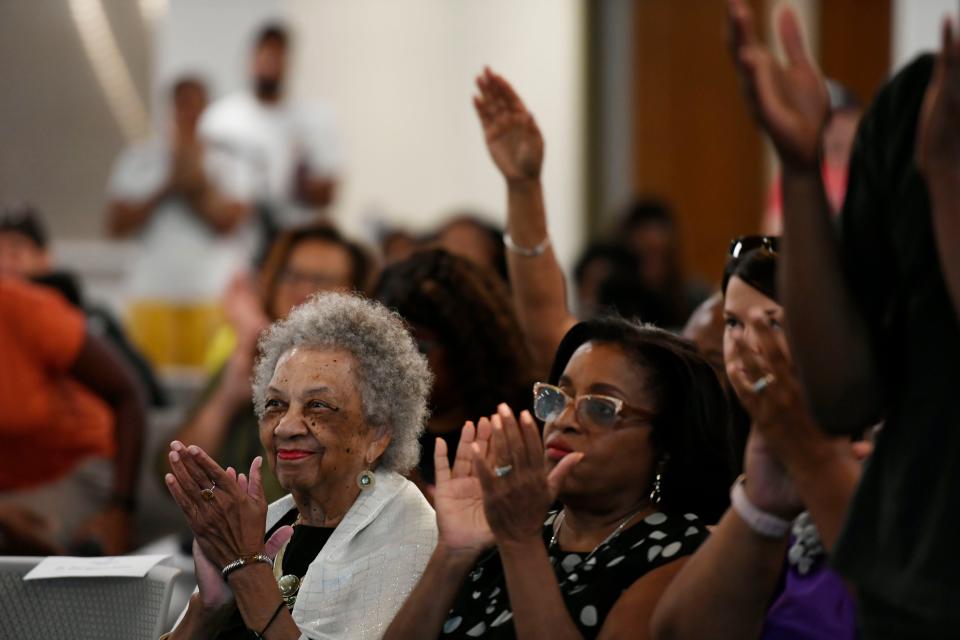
[474,69,576,375]
[917,19,960,322]
[653,309,865,640]
[728,0,882,432]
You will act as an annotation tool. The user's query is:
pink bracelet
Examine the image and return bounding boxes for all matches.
[730,475,792,539]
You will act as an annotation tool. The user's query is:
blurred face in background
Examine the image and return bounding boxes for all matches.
[682,292,726,383]
[0,232,48,278]
[269,238,355,319]
[172,81,207,136]
[252,40,287,102]
[626,222,674,291]
[434,219,499,275]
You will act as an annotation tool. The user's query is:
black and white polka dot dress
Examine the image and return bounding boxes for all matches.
[440,509,709,638]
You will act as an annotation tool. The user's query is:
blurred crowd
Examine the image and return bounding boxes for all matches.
[2,3,959,639]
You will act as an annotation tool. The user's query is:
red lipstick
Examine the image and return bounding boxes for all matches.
[277,449,315,461]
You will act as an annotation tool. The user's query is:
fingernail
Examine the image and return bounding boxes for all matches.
[498,403,510,415]
[188,445,200,455]
[164,474,174,484]
[170,441,182,451]
[169,451,180,462]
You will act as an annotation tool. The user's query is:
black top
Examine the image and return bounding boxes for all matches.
[832,53,960,621]
[439,510,709,639]
[214,509,335,639]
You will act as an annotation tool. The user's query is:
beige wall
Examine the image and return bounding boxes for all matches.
[0,1,151,240]
[284,0,587,266]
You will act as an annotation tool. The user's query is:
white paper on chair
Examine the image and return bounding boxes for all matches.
[22,555,170,581]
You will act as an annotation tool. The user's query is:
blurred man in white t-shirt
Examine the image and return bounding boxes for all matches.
[106,77,256,368]
[199,23,342,233]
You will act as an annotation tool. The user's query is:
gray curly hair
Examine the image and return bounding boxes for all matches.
[252,292,432,474]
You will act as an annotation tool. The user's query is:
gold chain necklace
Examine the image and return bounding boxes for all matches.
[548,502,648,577]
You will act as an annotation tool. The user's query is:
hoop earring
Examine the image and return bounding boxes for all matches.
[357,469,376,491]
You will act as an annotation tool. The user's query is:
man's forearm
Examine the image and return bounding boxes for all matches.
[106,184,170,237]
[780,167,882,432]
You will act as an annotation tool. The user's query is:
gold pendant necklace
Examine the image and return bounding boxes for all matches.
[274,515,301,608]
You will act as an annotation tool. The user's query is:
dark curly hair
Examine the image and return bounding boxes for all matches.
[376,249,533,420]
[548,317,735,523]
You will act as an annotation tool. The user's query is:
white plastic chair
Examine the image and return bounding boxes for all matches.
[0,556,180,639]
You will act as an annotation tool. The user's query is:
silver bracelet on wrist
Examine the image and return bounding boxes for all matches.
[221,553,273,579]
[503,232,551,257]
[730,475,792,539]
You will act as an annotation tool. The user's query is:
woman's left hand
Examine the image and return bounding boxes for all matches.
[472,405,583,546]
[164,441,268,569]
[728,311,822,455]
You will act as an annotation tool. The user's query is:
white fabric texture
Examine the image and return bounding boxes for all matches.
[199,92,342,227]
[106,137,257,301]
[265,469,437,639]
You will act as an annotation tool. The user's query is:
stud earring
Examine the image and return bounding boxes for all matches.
[357,469,376,491]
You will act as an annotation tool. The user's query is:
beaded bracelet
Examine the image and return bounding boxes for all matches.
[730,475,792,539]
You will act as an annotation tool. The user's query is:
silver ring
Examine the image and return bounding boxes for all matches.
[494,465,513,478]
[751,374,776,394]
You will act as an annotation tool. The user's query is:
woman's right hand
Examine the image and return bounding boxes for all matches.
[727,0,829,169]
[474,68,544,184]
[432,419,496,558]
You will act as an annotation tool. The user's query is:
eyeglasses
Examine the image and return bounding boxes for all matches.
[279,268,348,290]
[532,382,654,429]
[728,235,780,259]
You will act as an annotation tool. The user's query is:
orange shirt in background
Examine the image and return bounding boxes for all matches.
[0,278,115,490]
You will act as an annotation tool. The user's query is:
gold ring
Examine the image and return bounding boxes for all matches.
[200,482,217,501]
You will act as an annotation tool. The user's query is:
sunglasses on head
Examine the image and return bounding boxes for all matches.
[728,235,780,259]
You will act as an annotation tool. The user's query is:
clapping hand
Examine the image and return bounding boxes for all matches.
[432,419,496,559]
[727,0,829,169]
[471,405,582,546]
[165,443,271,589]
[474,68,544,184]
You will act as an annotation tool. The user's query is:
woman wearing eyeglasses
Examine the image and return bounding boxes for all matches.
[650,241,866,640]
[385,316,734,639]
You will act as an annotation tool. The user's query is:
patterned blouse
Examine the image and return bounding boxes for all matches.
[440,509,709,638]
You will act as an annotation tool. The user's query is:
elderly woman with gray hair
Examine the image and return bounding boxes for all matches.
[163,292,437,640]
